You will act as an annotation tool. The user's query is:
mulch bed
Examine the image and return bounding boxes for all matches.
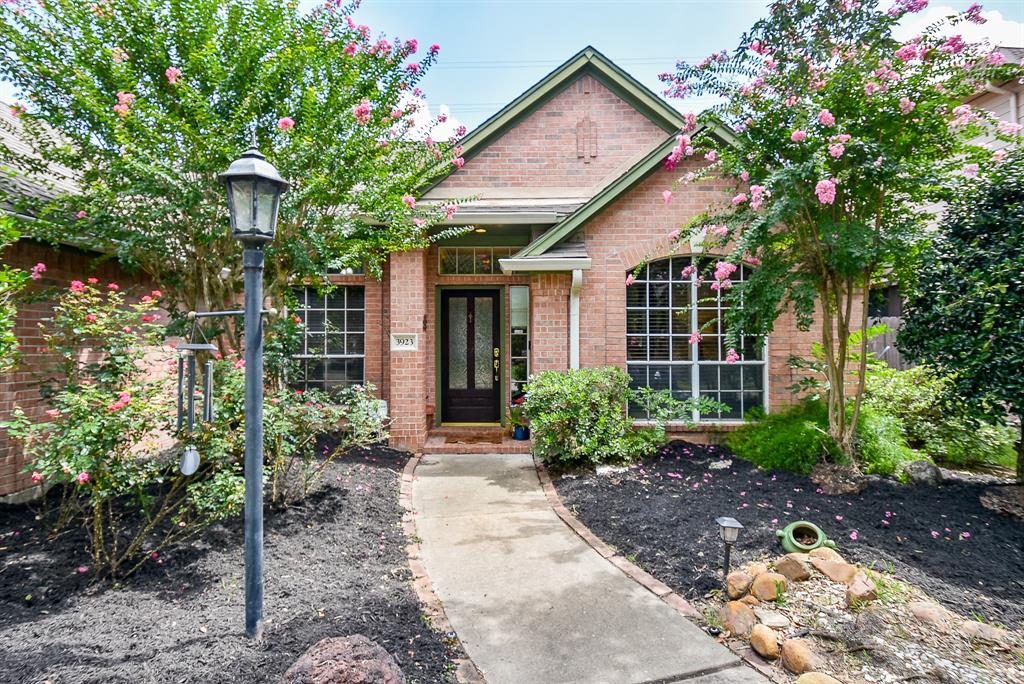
[553,440,1024,629]
[0,446,460,683]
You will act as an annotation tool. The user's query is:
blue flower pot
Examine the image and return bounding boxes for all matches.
[513,425,530,440]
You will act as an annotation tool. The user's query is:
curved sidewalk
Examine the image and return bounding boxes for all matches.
[411,452,768,684]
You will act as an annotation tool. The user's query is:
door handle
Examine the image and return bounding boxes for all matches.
[493,347,500,382]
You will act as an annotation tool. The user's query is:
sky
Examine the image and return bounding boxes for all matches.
[350,0,1024,134]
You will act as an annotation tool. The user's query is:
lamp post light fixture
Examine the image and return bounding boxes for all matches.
[219,139,289,639]
[715,516,745,580]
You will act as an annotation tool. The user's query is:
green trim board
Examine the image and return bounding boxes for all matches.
[433,285,507,427]
[514,123,735,259]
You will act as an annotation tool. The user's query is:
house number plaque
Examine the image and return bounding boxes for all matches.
[390,333,419,351]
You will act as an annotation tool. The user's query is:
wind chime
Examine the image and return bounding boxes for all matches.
[176,312,219,476]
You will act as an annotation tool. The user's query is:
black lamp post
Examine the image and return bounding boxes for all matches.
[715,516,744,579]
[219,140,289,639]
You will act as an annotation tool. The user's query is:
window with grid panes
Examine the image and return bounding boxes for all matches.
[509,286,529,401]
[626,256,765,420]
[292,286,365,390]
[438,247,516,275]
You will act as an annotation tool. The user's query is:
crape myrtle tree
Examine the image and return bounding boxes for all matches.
[651,0,1023,464]
[899,148,1024,482]
[0,0,466,350]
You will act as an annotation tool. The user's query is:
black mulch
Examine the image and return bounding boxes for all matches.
[0,446,460,683]
[553,440,1024,629]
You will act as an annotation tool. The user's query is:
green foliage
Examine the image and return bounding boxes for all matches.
[0,0,467,350]
[864,365,1017,469]
[727,400,839,475]
[658,0,1024,460]
[506,403,528,429]
[899,147,1024,479]
[0,216,29,373]
[522,367,721,467]
[855,406,916,478]
[5,280,243,578]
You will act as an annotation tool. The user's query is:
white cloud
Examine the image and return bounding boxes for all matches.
[401,95,464,142]
[895,6,1024,51]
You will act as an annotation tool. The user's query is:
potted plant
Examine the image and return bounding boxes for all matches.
[507,403,530,440]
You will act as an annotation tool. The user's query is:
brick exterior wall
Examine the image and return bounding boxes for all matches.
[435,74,669,192]
[0,240,151,498]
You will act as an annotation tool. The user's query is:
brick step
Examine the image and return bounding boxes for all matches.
[423,430,532,455]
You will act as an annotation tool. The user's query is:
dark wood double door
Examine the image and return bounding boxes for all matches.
[440,289,501,423]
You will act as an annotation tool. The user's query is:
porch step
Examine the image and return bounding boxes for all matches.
[423,427,532,454]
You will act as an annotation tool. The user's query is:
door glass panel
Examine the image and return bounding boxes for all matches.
[474,297,494,389]
[448,297,468,389]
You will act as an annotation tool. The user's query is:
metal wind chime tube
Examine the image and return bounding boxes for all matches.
[176,314,220,477]
[176,355,185,431]
[203,360,214,423]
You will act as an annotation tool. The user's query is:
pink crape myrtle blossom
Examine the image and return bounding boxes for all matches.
[714,261,737,282]
[895,42,920,62]
[688,331,702,345]
[725,348,740,363]
[113,91,135,117]
[732,192,748,205]
[740,170,750,181]
[352,100,371,124]
[165,66,182,84]
[452,157,465,169]
[993,149,1008,163]
[817,109,835,127]
[888,0,929,17]
[401,195,416,209]
[76,210,88,219]
[965,3,986,24]
[31,471,43,482]
[77,472,90,484]
[939,35,966,54]
[986,51,1005,66]
[997,121,1022,135]
[69,280,86,292]
[662,190,673,204]
[30,262,46,279]
[790,130,807,142]
[413,217,426,228]
[712,224,729,237]
[962,163,979,177]
[950,104,976,128]
[277,116,295,130]
[9,102,25,118]
[815,178,837,205]
[667,229,681,242]
[680,264,696,279]
[828,143,845,158]
[705,150,718,162]
[749,185,769,210]
[899,97,916,114]
[625,273,635,286]
[429,43,440,55]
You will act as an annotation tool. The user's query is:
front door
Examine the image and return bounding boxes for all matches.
[441,289,501,423]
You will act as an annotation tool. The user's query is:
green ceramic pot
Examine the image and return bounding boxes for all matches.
[775,520,837,554]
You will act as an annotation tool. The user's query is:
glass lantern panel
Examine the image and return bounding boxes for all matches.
[256,179,281,237]
[230,179,254,235]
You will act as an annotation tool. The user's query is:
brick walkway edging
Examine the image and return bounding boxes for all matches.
[533,457,785,684]
[399,454,486,684]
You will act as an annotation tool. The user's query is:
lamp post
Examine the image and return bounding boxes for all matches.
[218,140,289,639]
[715,516,744,580]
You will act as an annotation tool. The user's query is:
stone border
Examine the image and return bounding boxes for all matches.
[399,454,486,684]
[534,457,786,684]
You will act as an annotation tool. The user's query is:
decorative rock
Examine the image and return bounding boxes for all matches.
[751,572,788,601]
[284,635,404,684]
[750,623,780,659]
[726,570,753,599]
[744,561,769,577]
[808,547,845,563]
[754,607,791,629]
[719,600,757,638]
[811,463,867,494]
[809,557,858,585]
[907,600,951,626]
[781,638,823,675]
[845,571,878,606]
[904,459,943,486]
[795,674,843,684]
[740,595,761,607]
[959,619,1010,644]
[775,553,812,582]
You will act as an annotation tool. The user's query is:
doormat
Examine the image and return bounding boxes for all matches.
[445,435,502,445]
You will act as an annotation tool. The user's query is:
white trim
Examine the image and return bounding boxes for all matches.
[499,257,592,272]
[985,82,1019,126]
[569,269,583,369]
[444,211,562,225]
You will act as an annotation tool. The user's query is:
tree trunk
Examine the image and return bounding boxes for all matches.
[1017,420,1023,483]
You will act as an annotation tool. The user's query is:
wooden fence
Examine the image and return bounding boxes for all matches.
[867,316,908,370]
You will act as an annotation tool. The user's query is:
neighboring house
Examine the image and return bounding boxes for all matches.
[0,46,827,497]
[0,104,151,501]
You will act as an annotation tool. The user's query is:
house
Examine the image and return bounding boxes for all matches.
[291,46,822,454]
[1,46,829,498]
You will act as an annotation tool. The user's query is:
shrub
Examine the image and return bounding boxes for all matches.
[856,407,916,478]
[522,367,719,467]
[727,400,840,475]
[6,279,244,577]
[864,365,1016,469]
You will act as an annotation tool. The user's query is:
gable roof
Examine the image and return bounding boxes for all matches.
[514,120,734,258]
[424,46,689,192]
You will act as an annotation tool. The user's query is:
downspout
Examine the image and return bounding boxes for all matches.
[985,82,1019,126]
[569,269,583,369]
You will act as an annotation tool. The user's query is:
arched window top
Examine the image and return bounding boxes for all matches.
[626,255,766,421]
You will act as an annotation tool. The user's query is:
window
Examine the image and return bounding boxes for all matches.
[292,286,365,390]
[438,247,516,275]
[626,256,765,420]
[509,286,529,401]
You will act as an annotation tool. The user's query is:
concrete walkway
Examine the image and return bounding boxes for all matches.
[411,453,768,684]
